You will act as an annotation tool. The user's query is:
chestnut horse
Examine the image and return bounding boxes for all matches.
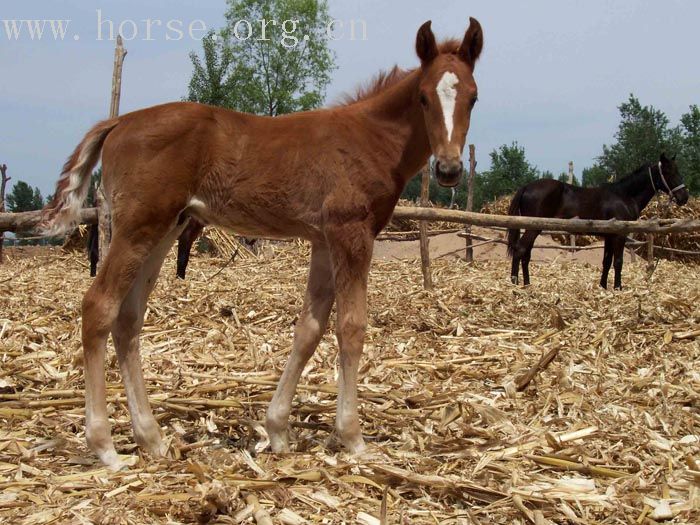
[41,19,483,469]
[507,154,688,290]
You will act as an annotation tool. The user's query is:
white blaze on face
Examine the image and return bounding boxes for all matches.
[436,71,460,143]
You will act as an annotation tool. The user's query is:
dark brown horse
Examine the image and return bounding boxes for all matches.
[41,20,484,469]
[508,154,688,290]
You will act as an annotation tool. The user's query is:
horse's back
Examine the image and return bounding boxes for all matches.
[517,179,567,218]
[517,179,637,221]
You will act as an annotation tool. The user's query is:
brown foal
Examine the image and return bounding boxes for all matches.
[41,19,483,469]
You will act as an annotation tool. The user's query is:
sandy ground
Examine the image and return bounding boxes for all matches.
[374,228,621,268]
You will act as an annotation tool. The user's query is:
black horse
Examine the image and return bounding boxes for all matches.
[507,154,689,290]
[87,219,204,279]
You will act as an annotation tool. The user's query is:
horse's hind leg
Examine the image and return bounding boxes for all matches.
[612,236,626,290]
[520,230,540,286]
[266,243,335,453]
[81,216,179,469]
[112,225,186,457]
[510,251,520,285]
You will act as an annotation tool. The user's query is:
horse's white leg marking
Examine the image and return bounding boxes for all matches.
[266,244,334,452]
[436,71,459,142]
[84,345,122,470]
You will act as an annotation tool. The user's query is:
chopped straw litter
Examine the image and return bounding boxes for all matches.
[1,241,699,524]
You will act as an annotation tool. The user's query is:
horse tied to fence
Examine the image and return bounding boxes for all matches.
[507,154,688,290]
[40,19,484,469]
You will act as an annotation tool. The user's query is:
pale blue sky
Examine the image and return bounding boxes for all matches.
[1,0,699,197]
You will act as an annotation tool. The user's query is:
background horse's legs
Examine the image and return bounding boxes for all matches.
[328,228,373,454]
[176,219,204,279]
[600,236,614,289]
[520,230,540,286]
[510,243,521,285]
[112,224,186,457]
[612,235,626,290]
[266,243,335,453]
[88,224,99,277]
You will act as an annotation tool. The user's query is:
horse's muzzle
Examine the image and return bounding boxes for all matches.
[673,188,689,206]
[435,159,464,188]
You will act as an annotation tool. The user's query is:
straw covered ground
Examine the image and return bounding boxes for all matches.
[0,243,699,524]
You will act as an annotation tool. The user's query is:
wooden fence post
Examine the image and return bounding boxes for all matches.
[97,35,127,269]
[568,161,576,254]
[646,233,654,276]
[465,145,476,263]
[419,164,433,290]
[0,164,10,263]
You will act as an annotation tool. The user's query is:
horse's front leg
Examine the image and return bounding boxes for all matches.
[266,243,335,452]
[600,236,613,289]
[328,226,373,454]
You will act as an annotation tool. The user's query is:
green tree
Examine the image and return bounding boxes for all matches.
[678,105,700,195]
[6,181,45,246]
[187,31,239,108]
[594,94,681,181]
[188,0,336,116]
[581,165,609,187]
[477,143,540,207]
[541,170,554,180]
[6,180,43,212]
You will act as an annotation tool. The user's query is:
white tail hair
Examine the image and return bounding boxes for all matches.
[40,118,119,236]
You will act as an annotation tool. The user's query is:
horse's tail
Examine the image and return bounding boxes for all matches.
[506,186,526,257]
[39,118,120,236]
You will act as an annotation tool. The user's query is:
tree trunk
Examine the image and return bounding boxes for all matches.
[465,145,476,263]
[0,164,10,263]
[568,161,576,253]
[97,35,127,269]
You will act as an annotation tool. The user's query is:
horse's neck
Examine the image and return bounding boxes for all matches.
[630,166,658,213]
[614,167,657,214]
[363,70,432,182]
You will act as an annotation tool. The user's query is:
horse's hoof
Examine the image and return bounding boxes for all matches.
[267,427,291,454]
[510,276,518,285]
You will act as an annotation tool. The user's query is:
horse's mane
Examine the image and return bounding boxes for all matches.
[335,39,463,106]
[605,164,650,194]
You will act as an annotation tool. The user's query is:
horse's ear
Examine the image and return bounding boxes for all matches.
[458,17,484,68]
[416,21,438,64]
[672,153,677,161]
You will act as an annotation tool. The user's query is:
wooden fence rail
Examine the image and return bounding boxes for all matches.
[391,207,700,235]
[0,209,97,233]
[2,206,700,236]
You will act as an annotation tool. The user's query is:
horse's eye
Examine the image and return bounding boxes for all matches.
[420,93,429,108]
